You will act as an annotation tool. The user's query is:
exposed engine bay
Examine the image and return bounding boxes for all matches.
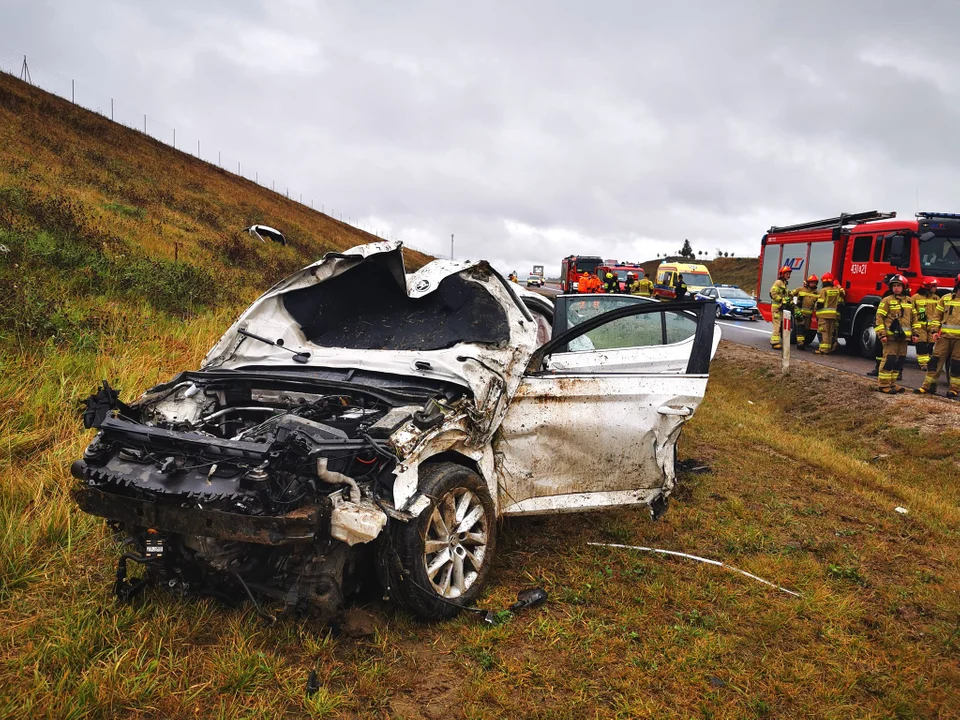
[73,368,466,620]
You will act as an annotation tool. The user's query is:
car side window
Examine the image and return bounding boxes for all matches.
[664,310,698,344]
[565,297,640,329]
[575,312,663,350]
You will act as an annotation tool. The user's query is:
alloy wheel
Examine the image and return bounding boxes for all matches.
[422,488,489,598]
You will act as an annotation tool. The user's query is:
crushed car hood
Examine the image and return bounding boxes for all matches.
[203,241,539,419]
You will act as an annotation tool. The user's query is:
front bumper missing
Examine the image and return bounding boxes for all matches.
[74,486,323,545]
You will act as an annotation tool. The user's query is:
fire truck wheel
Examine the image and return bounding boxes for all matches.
[853,312,878,359]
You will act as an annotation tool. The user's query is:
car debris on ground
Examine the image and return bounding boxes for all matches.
[589,542,802,597]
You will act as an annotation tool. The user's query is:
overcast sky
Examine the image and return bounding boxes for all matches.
[3,0,959,275]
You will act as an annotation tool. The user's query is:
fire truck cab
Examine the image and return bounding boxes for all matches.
[758,211,960,357]
[560,255,604,292]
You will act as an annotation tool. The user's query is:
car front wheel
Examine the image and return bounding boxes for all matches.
[379,462,497,620]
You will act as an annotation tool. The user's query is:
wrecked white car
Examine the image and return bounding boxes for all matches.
[72,241,719,621]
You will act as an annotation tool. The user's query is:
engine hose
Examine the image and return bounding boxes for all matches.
[315,457,361,503]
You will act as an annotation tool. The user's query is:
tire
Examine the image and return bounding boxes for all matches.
[852,311,877,359]
[379,462,497,621]
[715,305,722,319]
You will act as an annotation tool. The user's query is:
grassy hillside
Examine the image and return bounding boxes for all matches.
[640,257,760,293]
[0,69,430,347]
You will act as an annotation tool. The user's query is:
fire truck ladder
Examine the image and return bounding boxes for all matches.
[768,210,896,234]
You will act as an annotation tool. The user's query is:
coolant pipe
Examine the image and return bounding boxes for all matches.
[316,457,361,504]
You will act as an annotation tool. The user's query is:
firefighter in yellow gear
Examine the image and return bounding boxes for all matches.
[911,277,939,371]
[874,275,917,393]
[791,274,820,350]
[916,273,960,398]
[601,270,619,294]
[631,275,654,297]
[813,272,845,354]
[769,265,792,349]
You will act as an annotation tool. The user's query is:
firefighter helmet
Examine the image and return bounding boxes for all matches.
[806,274,819,285]
[821,272,834,284]
[887,274,907,289]
[922,277,937,290]
[779,265,793,278]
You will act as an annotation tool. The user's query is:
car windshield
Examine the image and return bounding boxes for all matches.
[681,272,712,286]
[919,235,960,276]
[717,287,751,299]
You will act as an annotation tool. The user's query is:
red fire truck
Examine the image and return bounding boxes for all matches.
[758,210,960,357]
[560,254,604,292]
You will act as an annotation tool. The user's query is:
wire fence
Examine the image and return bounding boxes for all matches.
[0,46,435,257]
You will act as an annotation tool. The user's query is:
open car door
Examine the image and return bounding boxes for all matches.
[493,299,717,517]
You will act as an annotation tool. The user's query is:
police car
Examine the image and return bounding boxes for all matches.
[695,284,760,320]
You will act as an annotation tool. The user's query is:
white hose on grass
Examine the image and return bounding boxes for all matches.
[588,542,802,597]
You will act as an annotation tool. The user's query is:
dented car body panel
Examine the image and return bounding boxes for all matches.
[495,373,707,514]
[72,241,718,620]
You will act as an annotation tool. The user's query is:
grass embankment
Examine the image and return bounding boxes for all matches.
[639,257,760,293]
[2,337,957,719]
[0,69,429,348]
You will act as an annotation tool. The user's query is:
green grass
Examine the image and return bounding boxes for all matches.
[2,337,958,718]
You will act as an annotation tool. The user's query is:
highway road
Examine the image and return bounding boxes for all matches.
[531,282,930,390]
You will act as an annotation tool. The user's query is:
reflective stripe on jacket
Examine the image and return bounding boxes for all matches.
[769,279,790,308]
[630,278,654,297]
[931,292,960,337]
[911,292,938,329]
[874,295,914,338]
[816,285,845,318]
[792,287,819,317]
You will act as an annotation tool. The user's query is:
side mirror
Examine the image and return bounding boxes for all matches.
[887,234,908,268]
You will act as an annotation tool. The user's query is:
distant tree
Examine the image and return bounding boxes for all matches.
[679,239,694,259]
[731,252,735,258]
[715,247,723,258]
[723,252,729,258]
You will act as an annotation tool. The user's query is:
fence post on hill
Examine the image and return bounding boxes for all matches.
[782,309,792,375]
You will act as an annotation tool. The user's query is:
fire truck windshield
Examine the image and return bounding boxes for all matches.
[919,235,960,276]
[575,258,601,275]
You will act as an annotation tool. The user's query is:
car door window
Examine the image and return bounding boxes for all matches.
[563,296,655,352]
[537,299,717,375]
[664,310,698,344]
[565,296,639,328]
[577,312,663,350]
